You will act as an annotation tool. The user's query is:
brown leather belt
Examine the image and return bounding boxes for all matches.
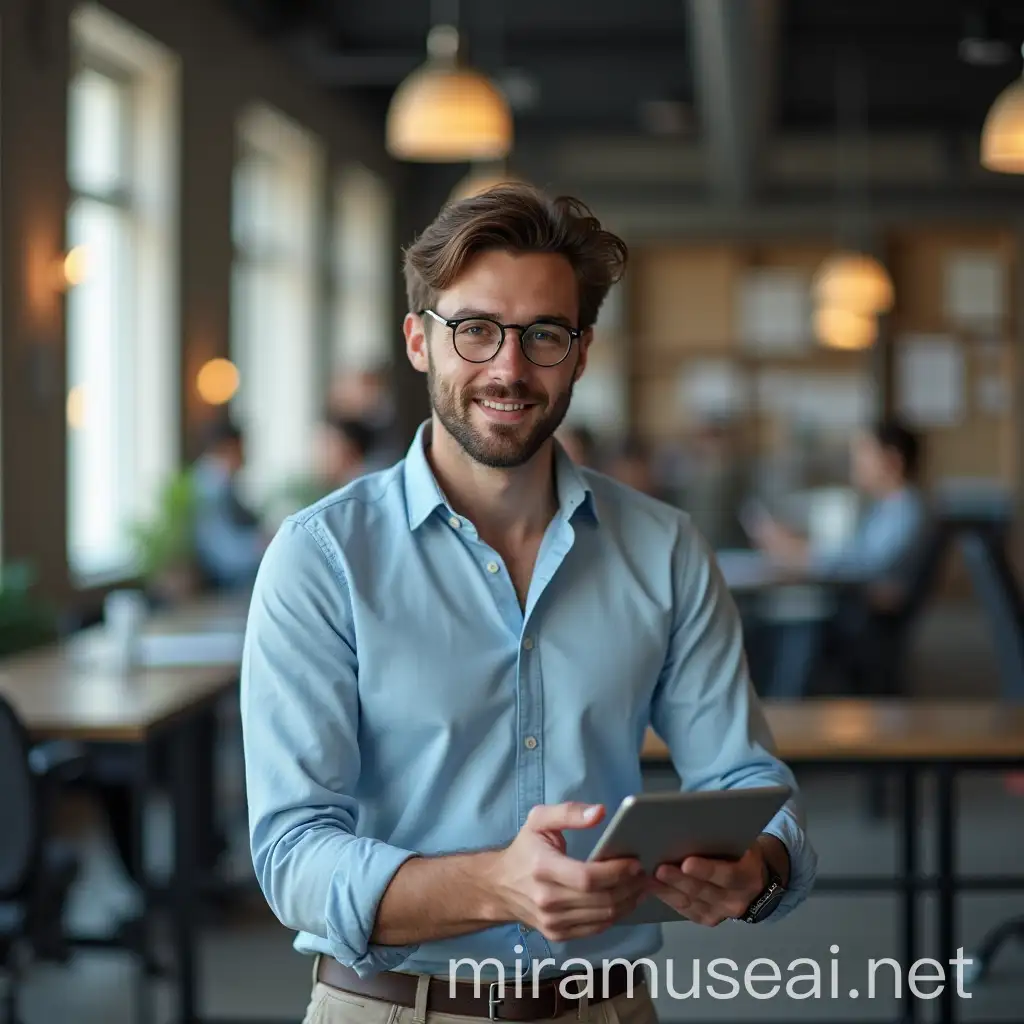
[316,956,642,1020]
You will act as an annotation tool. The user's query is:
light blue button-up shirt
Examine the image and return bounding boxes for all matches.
[241,421,817,980]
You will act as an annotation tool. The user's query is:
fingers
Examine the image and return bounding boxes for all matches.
[538,852,643,892]
[648,878,728,926]
[652,862,754,922]
[526,802,604,833]
[535,875,648,915]
[532,883,647,941]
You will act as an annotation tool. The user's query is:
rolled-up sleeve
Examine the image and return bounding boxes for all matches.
[649,525,818,920]
[240,517,420,975]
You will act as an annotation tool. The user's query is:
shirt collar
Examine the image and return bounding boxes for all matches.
[402,419,599,530]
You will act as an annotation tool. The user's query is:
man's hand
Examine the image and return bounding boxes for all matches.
[491,802,647,942]
[648,837,775,927]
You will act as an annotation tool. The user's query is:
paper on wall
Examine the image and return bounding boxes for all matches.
[896,334,964,426]
[677,359,750,420]
[944,250,1005,330]
[737,268,812,354]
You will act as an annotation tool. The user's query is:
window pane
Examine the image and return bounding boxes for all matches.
[231,108,321,510]
[66,197,134,577]
[69,66,129,196]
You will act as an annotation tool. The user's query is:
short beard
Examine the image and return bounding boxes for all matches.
[427,348,574,469]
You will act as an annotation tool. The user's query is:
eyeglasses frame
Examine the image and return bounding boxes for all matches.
[419,308,582,367]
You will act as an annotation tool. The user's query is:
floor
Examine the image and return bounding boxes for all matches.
[9,601,1024,1024]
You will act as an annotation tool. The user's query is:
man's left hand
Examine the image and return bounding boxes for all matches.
[647,839,771,927]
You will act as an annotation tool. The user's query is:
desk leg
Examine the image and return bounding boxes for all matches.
[133,741,156,1024]
[170,717,201,1024]
[936,765,957,1024]
[901,768,919,1024]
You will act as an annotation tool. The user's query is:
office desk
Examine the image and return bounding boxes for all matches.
[643,699,1024,1024]
[0,612,242,1024]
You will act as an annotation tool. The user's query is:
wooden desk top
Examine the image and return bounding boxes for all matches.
[0,594,246,742]
[642,699,1024,763]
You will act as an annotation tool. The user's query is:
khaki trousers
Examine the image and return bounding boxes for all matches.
[301,961,660,1024]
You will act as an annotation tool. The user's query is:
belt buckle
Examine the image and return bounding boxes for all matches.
[488,981,503,1021]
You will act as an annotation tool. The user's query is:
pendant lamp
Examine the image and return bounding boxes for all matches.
[812,251,895,317]
[981,43,1024,173]
[813,305,878,351]
[386,24,512,162]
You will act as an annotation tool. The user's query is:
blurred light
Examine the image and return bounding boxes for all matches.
[814,305,877,351]
[812,252,895,315]
[448,165,524,202]
[386,25,512,162]
[63,246,89,287]
[196,358,239,405]
[981,46,1024,173]
[67,385,87,430]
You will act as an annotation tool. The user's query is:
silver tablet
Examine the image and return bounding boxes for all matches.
[586,785,791,925]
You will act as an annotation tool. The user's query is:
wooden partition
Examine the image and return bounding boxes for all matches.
[626,228,1018,485]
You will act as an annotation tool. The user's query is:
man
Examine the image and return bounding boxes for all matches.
[241,185,817,1024]
[191,417,266,591]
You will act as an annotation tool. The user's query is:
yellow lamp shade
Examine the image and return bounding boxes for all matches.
[814,305,877,351]
[981,77,1024,173]
[812,251,895,315]
[196,358,239,405]
[386,65,512,162]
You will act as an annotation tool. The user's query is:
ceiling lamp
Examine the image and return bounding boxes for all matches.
[812,251,895,316]
[386,25,512,162]
[448,163,523,202]
[813,305,877,351]
[981,43,1024,172]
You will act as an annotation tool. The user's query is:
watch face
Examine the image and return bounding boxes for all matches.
[746,877,784,922]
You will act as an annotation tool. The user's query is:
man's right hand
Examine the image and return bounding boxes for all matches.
[490,802,647,942]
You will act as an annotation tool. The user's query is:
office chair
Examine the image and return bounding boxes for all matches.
[0,693,85,1024]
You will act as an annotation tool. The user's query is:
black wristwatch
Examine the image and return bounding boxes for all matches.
[740,868,786,924]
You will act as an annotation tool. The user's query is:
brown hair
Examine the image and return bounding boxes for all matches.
[402,183,628,331]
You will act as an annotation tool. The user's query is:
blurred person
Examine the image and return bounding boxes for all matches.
[606,436,658,496]
[280,416,376,513]
[750,419,926,594]
[555,422,598,466]
[749,420,928,697]
[191,417,267,592]
[682,419,750,551]
[241,184,816,1024]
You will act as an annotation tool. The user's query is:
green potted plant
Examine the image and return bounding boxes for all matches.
[0,561,59,656]
[128,470,201,603]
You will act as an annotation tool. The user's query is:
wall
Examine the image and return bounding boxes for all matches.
[0,0,400,603]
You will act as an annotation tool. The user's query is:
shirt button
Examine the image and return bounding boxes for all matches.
[448,516,461,529]
[524,736,538,750]
[523,637,534,650]
[486,561,499,574]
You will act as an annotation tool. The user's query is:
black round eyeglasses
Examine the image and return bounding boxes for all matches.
[420,308,581,367]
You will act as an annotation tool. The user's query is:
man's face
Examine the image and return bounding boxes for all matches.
[405,250,591,469]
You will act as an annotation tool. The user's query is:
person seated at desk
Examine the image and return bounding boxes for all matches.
[748,420,928,695]
[191,417,267,591]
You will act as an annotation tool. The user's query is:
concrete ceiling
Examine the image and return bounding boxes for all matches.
[225,0,1024,215]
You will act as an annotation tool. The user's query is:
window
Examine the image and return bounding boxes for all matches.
[66,5,179,582]
[332,165,393,375]
[231,105,323,505]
